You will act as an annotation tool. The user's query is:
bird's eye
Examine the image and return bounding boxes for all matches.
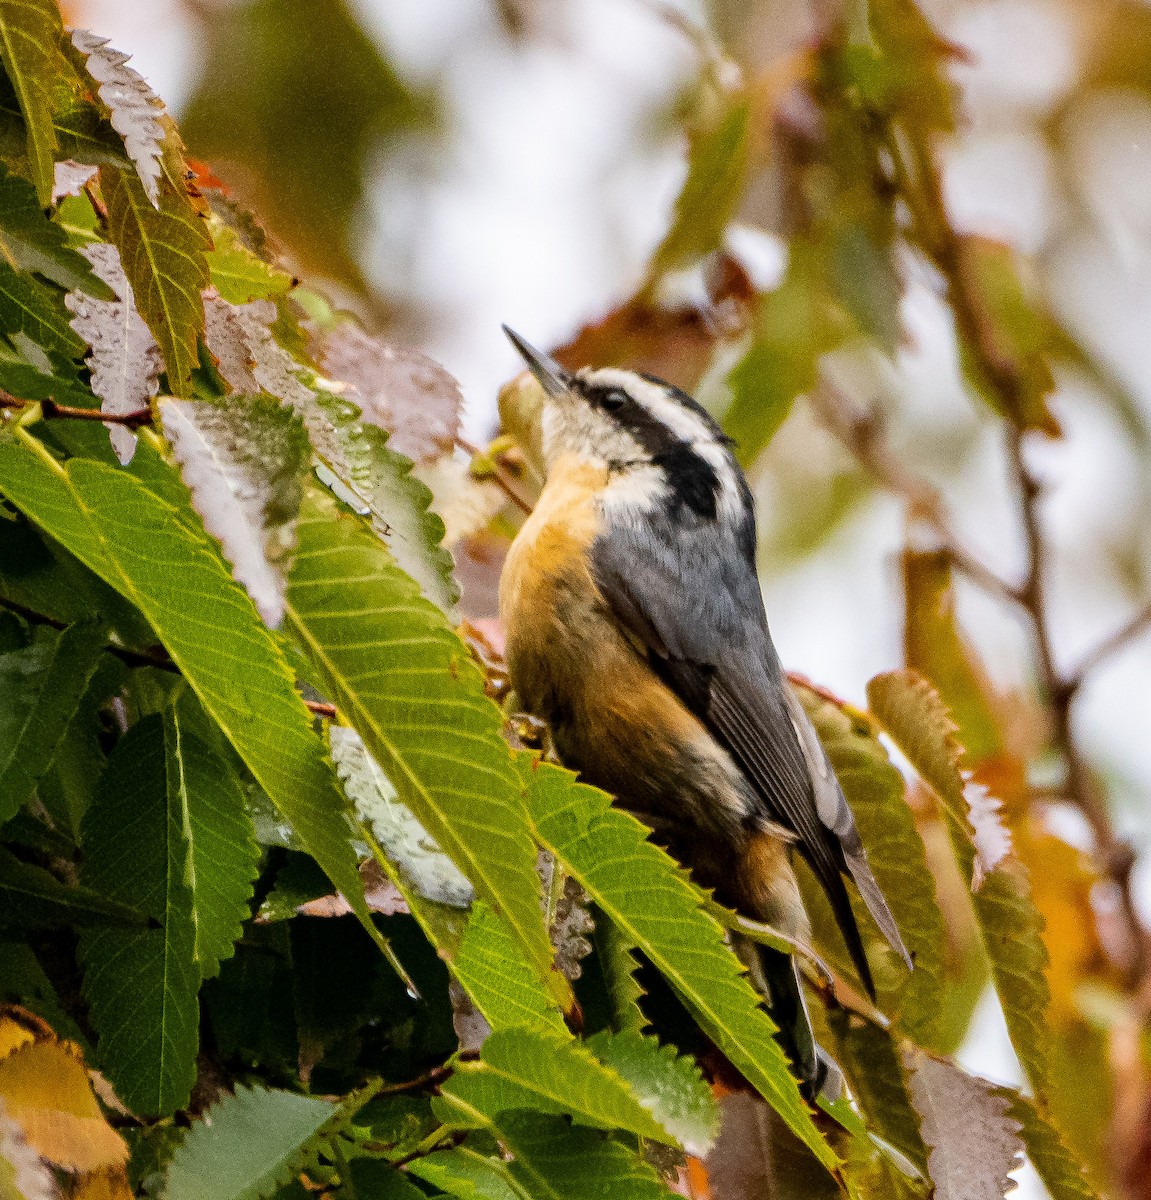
[599,389,627,411]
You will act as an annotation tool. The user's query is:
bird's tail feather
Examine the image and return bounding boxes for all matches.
[735,936,843,1103]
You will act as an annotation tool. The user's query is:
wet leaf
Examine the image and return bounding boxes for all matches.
[905,1050,1022,1200]
[65,241,162,463]
[159,394,310,627]
[71,30,166,206]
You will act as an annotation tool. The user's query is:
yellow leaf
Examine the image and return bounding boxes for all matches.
[0,1039,127,1172]
[67,1167,134,1200]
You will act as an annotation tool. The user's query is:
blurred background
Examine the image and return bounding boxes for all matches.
[62,0,1151,1194]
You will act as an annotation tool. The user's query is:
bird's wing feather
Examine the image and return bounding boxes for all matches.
[592,525,910,984]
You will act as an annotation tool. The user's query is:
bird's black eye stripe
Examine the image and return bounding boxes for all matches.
[599,389,627,411]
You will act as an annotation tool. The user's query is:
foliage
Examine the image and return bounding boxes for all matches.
[0,1,1136,1198]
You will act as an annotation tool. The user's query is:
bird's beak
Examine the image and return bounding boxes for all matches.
[502,326,572,399]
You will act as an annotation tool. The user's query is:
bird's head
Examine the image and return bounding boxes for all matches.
[502,325,741,522]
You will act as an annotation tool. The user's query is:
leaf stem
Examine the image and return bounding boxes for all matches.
[0,389,154,428]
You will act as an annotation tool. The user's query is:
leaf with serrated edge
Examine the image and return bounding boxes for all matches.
[205,218,293,304]
[793,680,946,1048]
[0,620,106,825]
[100,165,209,396]
[905,1050,1021,1200]
[442,1027,697,1150]
[163,1085,339,1200]
[285,482,568,1011]
[451,902,567,1035]
[163,695,258,979]
[203,293,458,612]
[993,1087,1099,1200]
[330,723,473,908]
[159,395,309,627]
[407,1147,524,1200]
[0,0,62,202]
[79,716,199,1117]
[868,670,1051,1092]
[500,1112,674,1200]
[595,914,648,1034]
[0,259,85,359]
[522,759,835,1169]
[65,241,162,464]
[585,1029,719,1156]
[318,321,461,465]
[0,845,149,929]
[0,430,404,980]
[0,1037,128,1172]
[825,1008,929,1178]
[0,164,110,296]
[71,30,166,206]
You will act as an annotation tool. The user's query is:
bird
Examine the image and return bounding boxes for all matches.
[497,326,911,1094]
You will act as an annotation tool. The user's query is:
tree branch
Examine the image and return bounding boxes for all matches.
[0,389,154,428]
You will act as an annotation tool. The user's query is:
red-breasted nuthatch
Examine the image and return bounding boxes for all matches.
[498,327,911,1094]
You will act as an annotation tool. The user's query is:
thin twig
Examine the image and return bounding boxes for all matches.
[1067,603,1151,693]
[886,113,1151,982]
[455,437,533,515]
[808,381,1021,607]
[0,390,154,428]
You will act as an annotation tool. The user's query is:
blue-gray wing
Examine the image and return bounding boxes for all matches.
[592,518,910,990]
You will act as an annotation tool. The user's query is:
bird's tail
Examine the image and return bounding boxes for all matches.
[734,936,843,1103]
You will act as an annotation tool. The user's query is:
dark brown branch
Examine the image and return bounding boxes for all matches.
[887,116,1151,983]
[0,389,154,429]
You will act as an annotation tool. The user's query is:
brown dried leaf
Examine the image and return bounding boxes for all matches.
[64,242,161,464]
[905,1050,1022,1200]
[554,252,756,393]
[71,30,166,207]
[318,323,461,464]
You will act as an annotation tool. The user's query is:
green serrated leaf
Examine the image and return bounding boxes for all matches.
[163,1084,340,1200]
[201,294,459,614]
[206,218,294,304]
[330,723,473,909]
[159,393,310,626]
[725,240,844,463]
[0,843,149,929]
[453,902,568,1035]
[792,681,946,1047]
[585,1029,719,1156]
[0,619,106,824]
[0,163,112,296]
[825,1009,928,1177]
[0,429,403,977]
[499,1112,674,1200]
[407,1147,525,1200]
[649,87,750,278]
[101,164,210,395]
[522,759,835,1170]
[0,0,62,203]
[346,1158,433,1199]
[441,1026,704,1152]
[994,1088,1099,1200]
[594,914,647,1035]
[285,482,567,1013]
[867,670,1052,1092]
[163,693,259,979]
[79,715,200,1116]
[0,258,86,358]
